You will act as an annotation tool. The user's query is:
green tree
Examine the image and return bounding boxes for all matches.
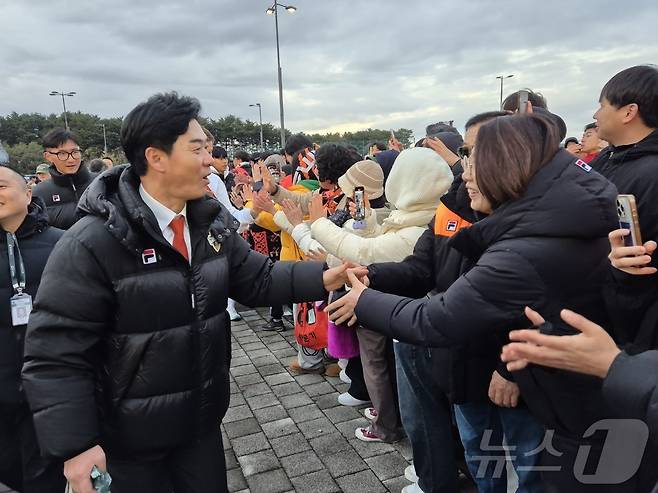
[6,142,44,174]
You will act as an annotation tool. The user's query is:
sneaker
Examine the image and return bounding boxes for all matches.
[288,360,325,375]
[339,369,352,384]
[364,407,377,421]
[337,358,348,370]
[338,392,371,407]
[227,307,242,322]
[355,426,382,442]
[283,307,293,323]
[404,464,418,483]
[262,319,284,332]
[402,483,424,493]
[324,363,341,377]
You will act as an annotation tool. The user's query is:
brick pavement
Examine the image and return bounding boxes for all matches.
[224,307,477,493]
[0,306,477,493]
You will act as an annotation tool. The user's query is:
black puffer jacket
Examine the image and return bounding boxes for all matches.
[356,150,619,437]
[22,165,327,460]
[0,198,63,404]
[32,164,95,229]
[367,176,505,404]
[591,130,658,350]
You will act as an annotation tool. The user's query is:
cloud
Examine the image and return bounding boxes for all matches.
[1,0,656,140]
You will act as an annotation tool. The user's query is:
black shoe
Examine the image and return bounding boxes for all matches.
[262,319,285,332]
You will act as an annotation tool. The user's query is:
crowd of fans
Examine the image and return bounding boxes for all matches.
[1,64,658,493]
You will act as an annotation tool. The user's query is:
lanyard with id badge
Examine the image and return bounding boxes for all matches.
[7,232,32,327]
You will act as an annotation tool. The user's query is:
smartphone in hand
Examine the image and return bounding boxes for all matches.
[617,194,642,247]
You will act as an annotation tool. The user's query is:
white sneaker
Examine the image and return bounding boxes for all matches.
[401,483,424,493]
[339,369,352,384]
[338,358,348,370]
[227,306,242,322]
[364,407,377,421]
[404,464,418,483]
[337,392,370,407]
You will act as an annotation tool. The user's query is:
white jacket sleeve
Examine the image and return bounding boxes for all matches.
[273,210,295,235]
[310,217,426,265]
[291,222,324,255]
[213,177,254,225]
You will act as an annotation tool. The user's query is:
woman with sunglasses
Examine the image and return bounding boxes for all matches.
[328,113,633,491]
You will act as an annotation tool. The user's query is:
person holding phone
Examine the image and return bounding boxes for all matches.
[328,113,626,491]
[588,66,658,356]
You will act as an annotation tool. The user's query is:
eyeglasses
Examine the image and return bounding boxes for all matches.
[458,146,473,174]
[47,149,82,161]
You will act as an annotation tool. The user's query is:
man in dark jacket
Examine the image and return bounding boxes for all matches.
[590,65,658,352]
[21,93,344,493]
[0,167,65,492]
[32,128,96,229]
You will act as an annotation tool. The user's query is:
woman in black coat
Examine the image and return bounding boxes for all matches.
[328,113,635,492]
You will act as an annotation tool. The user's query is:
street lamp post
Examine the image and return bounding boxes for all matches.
[99,123,108,154]
[250,103,264,150]
[266,2,296,148]
[49,91,76,130]
[495,75,514,110]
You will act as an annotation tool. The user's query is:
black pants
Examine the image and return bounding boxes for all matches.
[107,427,227,493]
[346,356,370,401]
[270,305,283,320]
[0,402,65,493]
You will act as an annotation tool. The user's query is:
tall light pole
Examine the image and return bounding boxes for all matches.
[99,123,108,154]
[249,104,264,150]
[49,91,76,130]
[495,75,514,110]
[266,2,296,148]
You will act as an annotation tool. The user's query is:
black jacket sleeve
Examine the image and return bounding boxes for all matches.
[227,233,327,306]
[603,350,658,435]
[22,233,114,460]
[367,225,435,298]
[355,249,547,347]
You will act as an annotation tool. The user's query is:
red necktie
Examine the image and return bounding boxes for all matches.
[169,215,189,262]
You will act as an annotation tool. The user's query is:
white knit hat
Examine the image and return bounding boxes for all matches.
[337,159,385,200]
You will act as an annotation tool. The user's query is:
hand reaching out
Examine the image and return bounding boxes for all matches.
[608,228,657,275]
[281,199,304,227]
[253,189,276,215]
[308,194,326,224]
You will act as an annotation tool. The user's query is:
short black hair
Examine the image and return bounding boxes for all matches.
[315,144,361,185]
[465,111,509,130]
[212,146,228,159]
[101,156,114,163]
[426,122,459,136]
[584,122,597,132]
[564,137,580,146]
[502,89,548,112]
[600,65,658,128]
[369,142,387,151]
[42,128,79,149]
[121,92,201,176]
[87,159,107,173]
[233,150,251,163]
[284,134,312,156]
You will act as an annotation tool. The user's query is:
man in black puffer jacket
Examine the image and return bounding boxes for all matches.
[0,167,65,492]
[21,93,339,493]
[32,128,96,230]
[590,66,658,353]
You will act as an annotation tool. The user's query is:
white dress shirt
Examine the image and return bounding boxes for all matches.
[208,172,254,226]
[139,184,192,263]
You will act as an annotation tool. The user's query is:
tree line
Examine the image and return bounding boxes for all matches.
[0,111,413,175]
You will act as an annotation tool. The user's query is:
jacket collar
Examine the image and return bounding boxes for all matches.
[48,164,93,188]
[77,164,239,256]
[1,197,51,240]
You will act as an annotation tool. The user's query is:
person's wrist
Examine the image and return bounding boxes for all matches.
[598,347,622,379]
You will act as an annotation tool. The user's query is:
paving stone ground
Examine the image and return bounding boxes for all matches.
[223,307,477,493]
[0,306,477,493]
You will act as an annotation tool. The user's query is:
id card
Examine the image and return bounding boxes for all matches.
[10,293,32,326]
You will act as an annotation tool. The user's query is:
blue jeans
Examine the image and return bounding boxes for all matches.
[395,342,458,493]
[455,401,545,493]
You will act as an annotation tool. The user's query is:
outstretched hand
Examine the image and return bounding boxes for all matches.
[501,307,621,378]
[325,270,368,326]
[282,199,304,227]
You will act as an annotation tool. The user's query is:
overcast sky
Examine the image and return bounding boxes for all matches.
[1,0,656,141]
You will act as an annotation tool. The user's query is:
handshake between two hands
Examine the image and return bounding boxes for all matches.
[322,262,370,326]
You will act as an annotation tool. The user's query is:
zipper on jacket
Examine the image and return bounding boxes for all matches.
[70,176,79,200]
